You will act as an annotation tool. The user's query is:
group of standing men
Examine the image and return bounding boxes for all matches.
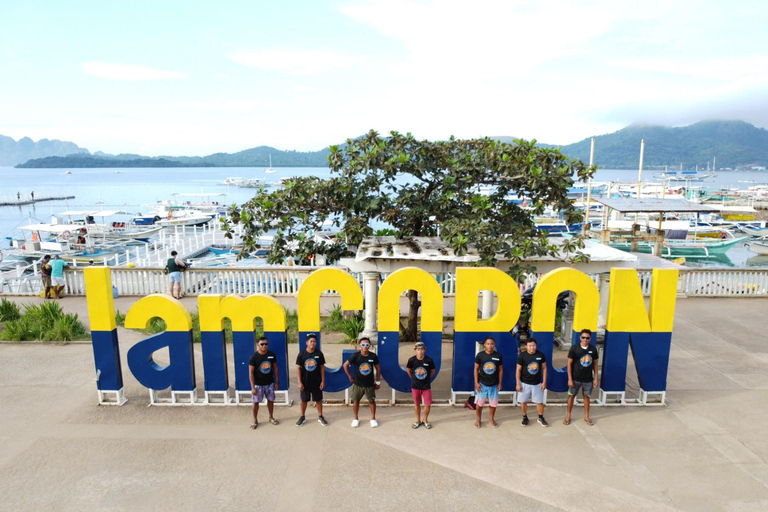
[39,254,69,299]
[248,329,599,430]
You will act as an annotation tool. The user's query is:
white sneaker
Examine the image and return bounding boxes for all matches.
[351,419,360,428]
[370,419,379,428]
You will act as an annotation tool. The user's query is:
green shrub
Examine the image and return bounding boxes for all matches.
[24,301,64,330]
[46,313,89,342]
[0,298,21,322]
[286,309,298,343]
[142,317,167,334]
[2,317,37,341]
[341,313,365,345]
[322,304,346,332]
[115,310,126,326]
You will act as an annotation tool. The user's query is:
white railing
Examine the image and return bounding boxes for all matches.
[681,269,768,297]
[3,267,767,298]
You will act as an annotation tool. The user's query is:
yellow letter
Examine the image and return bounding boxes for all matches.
[298,268,363,332]
[454,267,521,332]
[378,267,443,332]
[531,268,598,332]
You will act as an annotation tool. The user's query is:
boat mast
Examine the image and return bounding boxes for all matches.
[583,137,595,235]
[634,138,645,224]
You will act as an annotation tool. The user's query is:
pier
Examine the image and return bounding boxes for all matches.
[0,194,76,207]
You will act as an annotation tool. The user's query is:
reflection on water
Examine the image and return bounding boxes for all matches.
[747,255,768,267]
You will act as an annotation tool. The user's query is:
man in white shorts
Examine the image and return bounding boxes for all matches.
[516,338,548,427]
[47,255,69,299]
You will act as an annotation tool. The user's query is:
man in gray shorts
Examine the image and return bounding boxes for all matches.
[516,338,548,427]
[564,328,599,426]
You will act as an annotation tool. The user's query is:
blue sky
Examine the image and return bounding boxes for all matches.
[1,0,767,156]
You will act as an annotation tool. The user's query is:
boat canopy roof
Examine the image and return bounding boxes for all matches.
[59,210,131,217]
[20,223,76,233]
[594,198,719,213]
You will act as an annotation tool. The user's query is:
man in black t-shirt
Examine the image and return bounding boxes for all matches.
[516,338,549,427]
[248,336,280,429]
[564,328,599,426]
[343,337,382,428]
[474,337,503,429]
[406,341,436,429]
[295,333,328,427]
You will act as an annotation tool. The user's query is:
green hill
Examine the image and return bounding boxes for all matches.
[553,120,768,169]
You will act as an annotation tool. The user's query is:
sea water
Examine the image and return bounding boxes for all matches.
[0,166,766,268]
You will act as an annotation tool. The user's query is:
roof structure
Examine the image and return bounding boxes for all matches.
[344,236,670,274]
[594,198,719,213]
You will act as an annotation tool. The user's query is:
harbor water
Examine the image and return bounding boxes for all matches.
[0,166,766,268]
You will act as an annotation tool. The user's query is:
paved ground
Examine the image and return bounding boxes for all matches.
[1,296,768,511]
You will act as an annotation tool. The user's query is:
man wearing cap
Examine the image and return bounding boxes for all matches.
[474,336,503,428]
[48,255,69,299]
[248,336,280,429]
[564,329,599,426]
[406,341,436,429]
[295,333,328,427]
[343,337,382,428]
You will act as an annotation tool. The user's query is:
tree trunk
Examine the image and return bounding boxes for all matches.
[401,290,421,342]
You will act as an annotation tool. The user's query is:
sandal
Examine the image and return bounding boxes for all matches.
[411,422,421,429]
[250,423,258,430]
[563,418,571,425]
[584,418,594,426]
[424,421,432,429]
[269,418,280,426]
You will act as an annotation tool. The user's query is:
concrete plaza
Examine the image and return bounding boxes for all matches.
[0,296,767,511]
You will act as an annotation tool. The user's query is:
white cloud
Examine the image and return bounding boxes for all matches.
[183,98,264,111]
[228,49,358,74]
[81,62,188,81]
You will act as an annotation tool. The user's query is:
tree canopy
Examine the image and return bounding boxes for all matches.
[224,130,594,278]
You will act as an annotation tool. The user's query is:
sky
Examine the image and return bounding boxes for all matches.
[1,0,767,156]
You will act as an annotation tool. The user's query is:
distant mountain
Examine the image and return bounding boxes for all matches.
[0,135,89,166]
[16,145,331,168]
[10,120,768,169]
[551,120,768,169]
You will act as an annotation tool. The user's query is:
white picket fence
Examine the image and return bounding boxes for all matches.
[3,266,766,298]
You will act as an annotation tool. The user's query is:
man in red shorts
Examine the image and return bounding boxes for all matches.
[406,341,436,429]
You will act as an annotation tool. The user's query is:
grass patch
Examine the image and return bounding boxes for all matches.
[0,301,89,343]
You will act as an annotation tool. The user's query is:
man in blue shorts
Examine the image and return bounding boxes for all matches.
[249,336,280,429]
[295,333,328,427]
[517,338,548,427]
[564,329,599,426]
[166,250,186,299]
[474,336,503,428]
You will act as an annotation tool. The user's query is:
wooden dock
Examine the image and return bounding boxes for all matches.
[0,195,76,207]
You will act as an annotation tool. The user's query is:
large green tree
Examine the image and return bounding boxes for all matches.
[224,130,594,340]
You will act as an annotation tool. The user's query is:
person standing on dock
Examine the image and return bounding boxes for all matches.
[17,192,20,201]
[30,191,34,200]
[48,255,69,299]
[166,251,186,299]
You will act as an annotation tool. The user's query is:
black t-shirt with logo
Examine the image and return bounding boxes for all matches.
[475,351,503,387]
[348,351,379,387]
[517,350,546,385]
[249,350,276,386]
[568,343,599,383]
[406,355,435,390]
[296,349,326,388]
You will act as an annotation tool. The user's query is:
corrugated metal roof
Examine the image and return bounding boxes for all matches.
[355,236,636,263]
[594,198,718,213]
